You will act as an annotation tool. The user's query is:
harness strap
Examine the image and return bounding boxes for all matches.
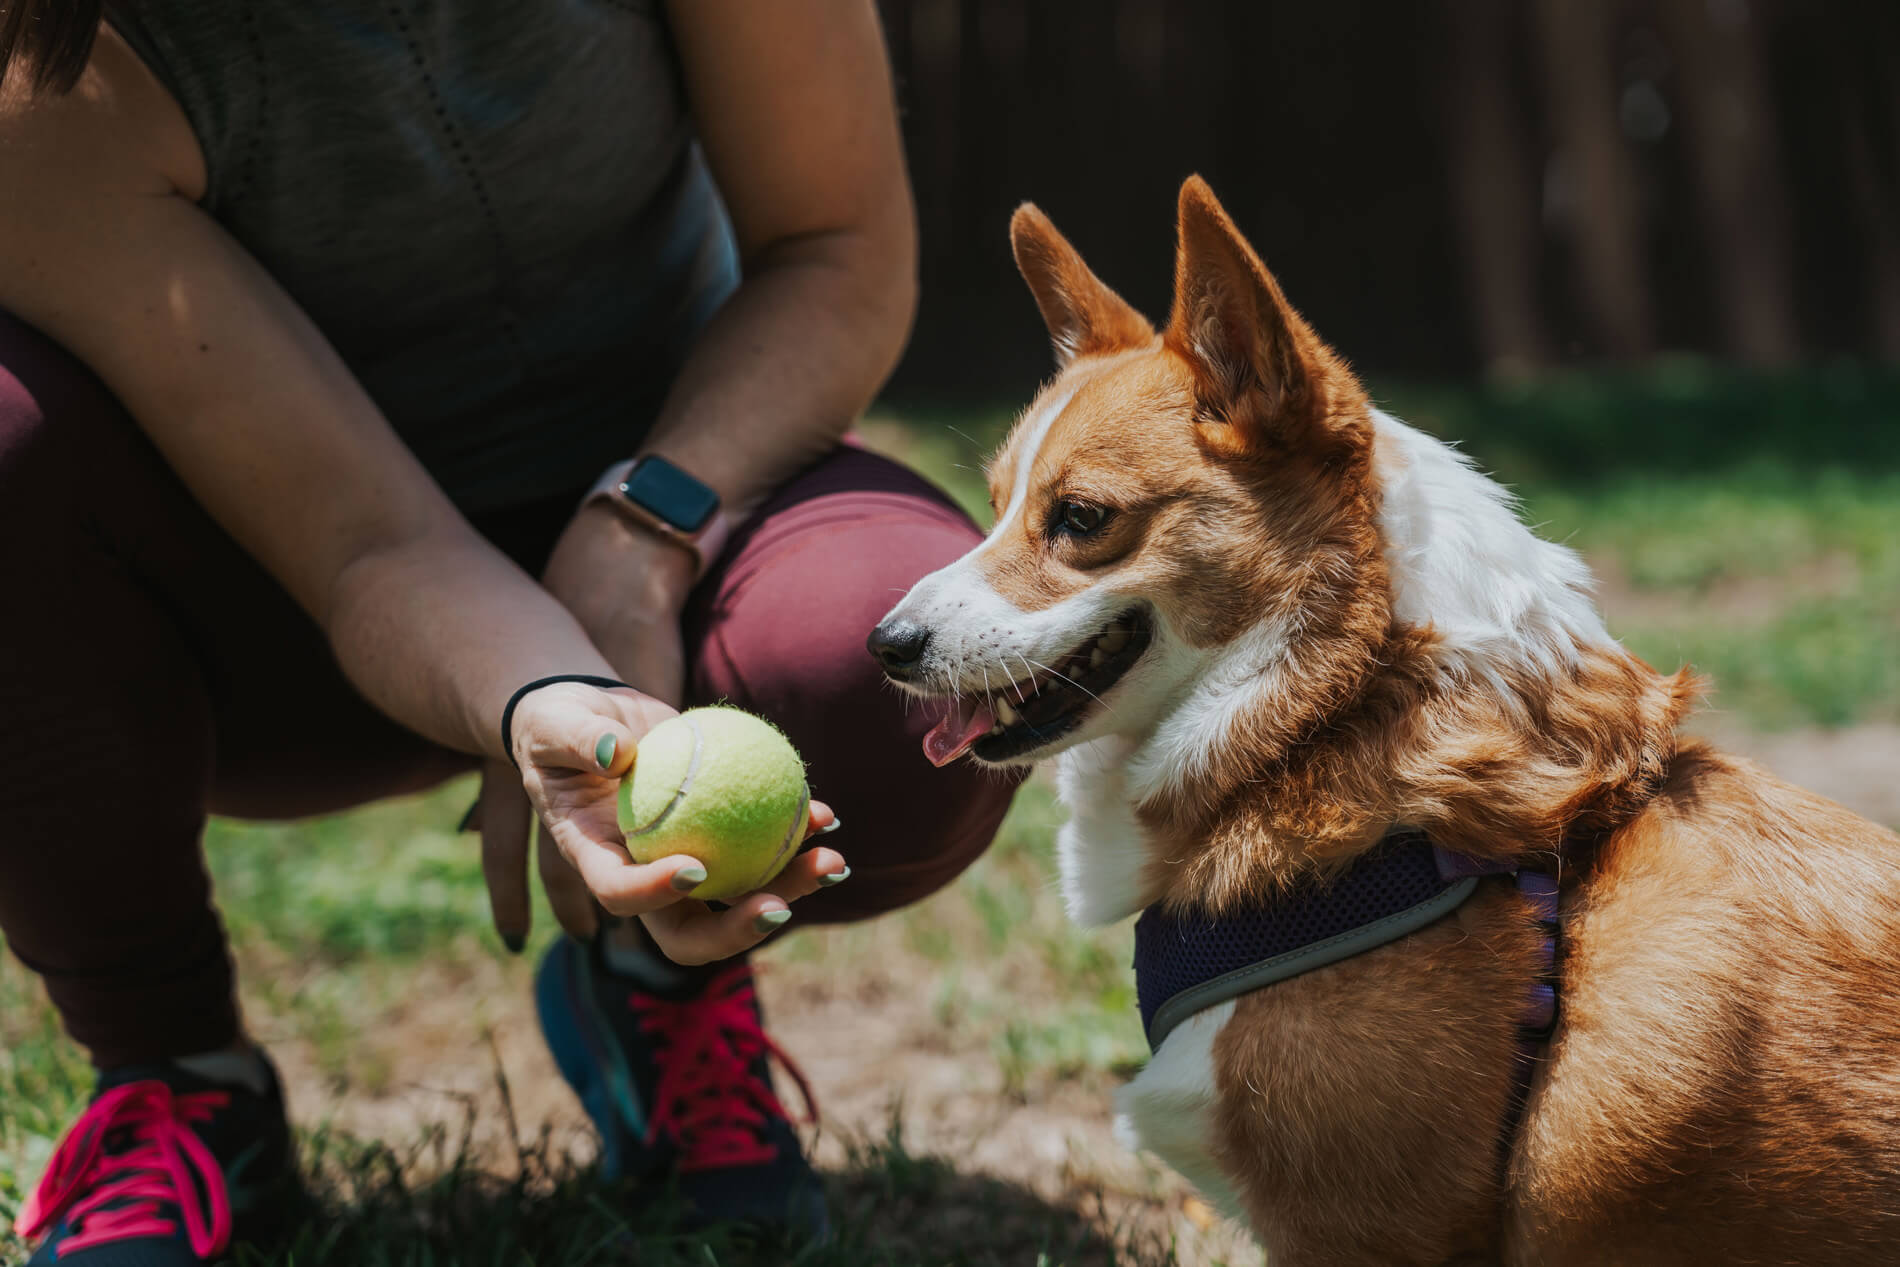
[1499,869,1561,1178]
[1135,832,1478,1051]
[1132,832,1563,1178]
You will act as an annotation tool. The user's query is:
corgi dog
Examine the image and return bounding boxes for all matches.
[869,177,1900,1264]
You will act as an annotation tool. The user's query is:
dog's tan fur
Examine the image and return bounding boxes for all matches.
[1001,180,1900,1263]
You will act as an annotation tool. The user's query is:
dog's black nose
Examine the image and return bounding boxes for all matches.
[867,619,932,674]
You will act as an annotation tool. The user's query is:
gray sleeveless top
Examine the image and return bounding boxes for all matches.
[104,0,740,512]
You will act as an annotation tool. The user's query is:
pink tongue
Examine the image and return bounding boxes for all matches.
[923,697,997,767]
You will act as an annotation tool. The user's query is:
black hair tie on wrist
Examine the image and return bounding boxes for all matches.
[501,674,632,769]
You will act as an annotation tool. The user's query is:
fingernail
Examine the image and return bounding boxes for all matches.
[501,931,526,955]
[753,909,792,934]
[594,732,618,770]
[818,866,852,887]
[816,818,843,835]
[458,800,479,832]
[671,864,708,892]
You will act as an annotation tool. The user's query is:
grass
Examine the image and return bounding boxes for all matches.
[1374,362,1900,487]
[3,782,1185,1267]
[1,779,1183,1266]
[3,368,1894,1264]
[230,1114,1167,1266]
[1523,466,1900,728]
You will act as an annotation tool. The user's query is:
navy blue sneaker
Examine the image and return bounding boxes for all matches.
[15,1051,299,1264]
[534,935,826,1238]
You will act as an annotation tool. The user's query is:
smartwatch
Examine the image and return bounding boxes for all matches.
[584,455,731,580]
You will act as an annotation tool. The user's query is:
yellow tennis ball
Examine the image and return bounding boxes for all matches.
[617,706,811,901]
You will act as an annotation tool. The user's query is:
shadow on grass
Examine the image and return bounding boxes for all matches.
[235,1117,1177,1267]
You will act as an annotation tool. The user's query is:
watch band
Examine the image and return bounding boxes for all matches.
[584,457,732,583]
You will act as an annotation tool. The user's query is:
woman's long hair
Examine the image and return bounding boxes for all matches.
[0,0,104,94]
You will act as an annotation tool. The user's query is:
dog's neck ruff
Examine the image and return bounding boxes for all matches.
[1134,832,1559,1052]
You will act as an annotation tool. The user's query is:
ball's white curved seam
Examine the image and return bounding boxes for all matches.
[743,783,811,894]
[622,714,704,837]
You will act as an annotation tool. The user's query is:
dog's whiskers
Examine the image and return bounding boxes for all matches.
[1013,654,1042,703]
[1025,656,1116,717]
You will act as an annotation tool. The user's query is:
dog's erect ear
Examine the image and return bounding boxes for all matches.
[1165,176,1331,446]
[1011,203,1155,368]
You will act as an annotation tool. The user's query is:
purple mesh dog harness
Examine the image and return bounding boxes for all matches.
[1132,831,1561,1166]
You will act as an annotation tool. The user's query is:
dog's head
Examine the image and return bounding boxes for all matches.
[871,177,1384,771]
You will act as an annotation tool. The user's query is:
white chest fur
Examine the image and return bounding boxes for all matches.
[1053,737,1157,929]
[1052,740,1244,1217]
[1115,1000,1244,1220]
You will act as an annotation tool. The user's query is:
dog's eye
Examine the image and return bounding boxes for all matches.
[1055,501,1108,537]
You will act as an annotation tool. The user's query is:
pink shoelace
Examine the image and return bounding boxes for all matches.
[630,963,817,1172]
[14,1081,232,1257]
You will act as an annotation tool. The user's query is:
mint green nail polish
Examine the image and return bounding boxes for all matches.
[818,866,851,887]
[753,909,792,934]
[816,818,843,835]
[672,864,708,892]
[594,732,618,770]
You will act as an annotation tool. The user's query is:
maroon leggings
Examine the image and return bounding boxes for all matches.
[0,311,1015,1068]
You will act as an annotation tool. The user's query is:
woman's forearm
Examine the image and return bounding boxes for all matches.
[0,74,623,764]
[649,0,917,516]
[326,531,620,760]
[635,226,916,516]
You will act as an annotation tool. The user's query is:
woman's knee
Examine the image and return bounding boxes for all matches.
[683,446,1022,922]
[0,309,459,821]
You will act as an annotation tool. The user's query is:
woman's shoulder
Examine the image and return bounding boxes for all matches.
[0,24,204,203]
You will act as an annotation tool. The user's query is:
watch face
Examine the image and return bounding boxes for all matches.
[622,456,720,533]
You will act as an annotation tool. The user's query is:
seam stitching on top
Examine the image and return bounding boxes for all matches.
[227,5,269,207]
[383,2,528,365]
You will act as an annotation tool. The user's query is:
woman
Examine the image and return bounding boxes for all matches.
[0,1,1013,1260]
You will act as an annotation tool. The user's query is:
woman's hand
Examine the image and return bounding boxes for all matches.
[478,504,694,943]
[528,500,693,939]
[476,506,847,963]
[481,680,845,964]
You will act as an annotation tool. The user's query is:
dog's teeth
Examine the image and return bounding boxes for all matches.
[1098,626,1130,653]
[995,698,1020,727]
[1089,647,1108,669]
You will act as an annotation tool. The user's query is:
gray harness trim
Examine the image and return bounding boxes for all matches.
[1144,875,1480,1050]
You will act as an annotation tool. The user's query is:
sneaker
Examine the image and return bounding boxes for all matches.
[14,1051,299,1264]
[534,935,826,1238]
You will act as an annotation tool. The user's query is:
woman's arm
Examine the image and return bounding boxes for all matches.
[643,0,917,513]
[0,29,615,762]
[498,0,910,949]
[543,0,917,692]
[0,30,843,962]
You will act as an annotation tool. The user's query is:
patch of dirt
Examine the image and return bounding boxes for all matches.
[1687,721,1900,828]
[257,953,599,1172]
[255,943,1258,1266]
[763,965,1259,1266]
[1589,551,1863,632]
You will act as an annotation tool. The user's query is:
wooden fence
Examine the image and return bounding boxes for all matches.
[874,0,1900,399]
